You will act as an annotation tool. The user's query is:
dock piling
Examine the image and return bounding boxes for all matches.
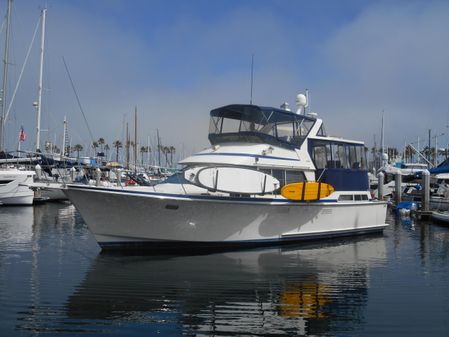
[422,169,430,211]
[377,171,384,200]
[96,168,101,187]
[395,172,402,204]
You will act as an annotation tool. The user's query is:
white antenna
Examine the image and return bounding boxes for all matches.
[305,88,309,114]
[250,54,254,105]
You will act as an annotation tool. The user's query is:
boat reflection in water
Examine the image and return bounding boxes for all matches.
[67,235,387,336]
[0,206,34,252]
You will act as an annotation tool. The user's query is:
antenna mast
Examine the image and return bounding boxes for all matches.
[250,54,254,105]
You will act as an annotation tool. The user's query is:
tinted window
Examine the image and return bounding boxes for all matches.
[338,195,353,201]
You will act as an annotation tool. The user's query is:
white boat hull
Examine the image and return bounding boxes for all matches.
[29,182,68,201]
[65,185,388,250]
[0,170,35,205]
[429,196,449,211]
[431,211,449,224]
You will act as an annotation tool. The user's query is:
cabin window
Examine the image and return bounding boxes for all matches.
[209,116,221,134]
[357,146,367,169]
[295,119,314,137]
[286,171,305,184]
[313,145,327,169]
[272,169,286,187]
[330,144,341,168]
[338,195,353,201]
[0,180,14,185]
[354,194,369,201]
[317,124,327,136]
[221,118,241,133]
[276,122,294,142]
[337,144,349,169]
[311,140,367,170]
[240,120,263,132]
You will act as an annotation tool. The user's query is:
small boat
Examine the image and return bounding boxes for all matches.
[64,92,388,251]
[431,210,449,225]
[0,167,35,205]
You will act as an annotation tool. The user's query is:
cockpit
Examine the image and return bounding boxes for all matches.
[208,104,316,149]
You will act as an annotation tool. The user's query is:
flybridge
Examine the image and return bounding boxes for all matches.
[208,104,316,149]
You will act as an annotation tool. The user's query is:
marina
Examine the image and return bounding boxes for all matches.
[1,203,449,336]
[0,1,448,336]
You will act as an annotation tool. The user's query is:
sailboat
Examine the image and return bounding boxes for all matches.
[0,0,35,205]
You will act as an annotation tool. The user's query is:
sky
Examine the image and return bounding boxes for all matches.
[1,0,449,162]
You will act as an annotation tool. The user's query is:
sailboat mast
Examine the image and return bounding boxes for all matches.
[126,122,129,169]
[157,128,161,167]
[0,0,12,151]
[134,106,137,172]
[381,111,384,155]
[35,8,46,152]
[62,116,67,157]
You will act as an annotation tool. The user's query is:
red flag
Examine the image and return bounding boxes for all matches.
[19,126,26,142]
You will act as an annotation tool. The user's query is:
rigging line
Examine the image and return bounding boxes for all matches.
[62,56,95,144]
[0,18,5,36]
[4,15,40,122]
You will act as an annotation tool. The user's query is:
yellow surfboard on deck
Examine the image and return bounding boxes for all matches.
[281,182,334,201]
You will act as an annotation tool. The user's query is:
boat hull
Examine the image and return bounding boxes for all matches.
[0,170,35,205]
[431,211,449,225]
[30,182,68,201]
[65,186,388,251]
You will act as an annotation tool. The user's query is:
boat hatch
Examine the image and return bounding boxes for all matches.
[208,104,315,149]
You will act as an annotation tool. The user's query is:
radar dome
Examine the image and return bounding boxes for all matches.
[296,94,307,107]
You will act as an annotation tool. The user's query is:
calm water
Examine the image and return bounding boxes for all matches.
[1,203,449,336]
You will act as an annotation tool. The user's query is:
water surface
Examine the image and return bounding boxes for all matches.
[1,203,449,336]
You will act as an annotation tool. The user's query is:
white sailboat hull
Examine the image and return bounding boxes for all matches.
[65,185,388,250]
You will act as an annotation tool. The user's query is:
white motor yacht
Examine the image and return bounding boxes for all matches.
[0,167,35,205]
[64,94,388,250]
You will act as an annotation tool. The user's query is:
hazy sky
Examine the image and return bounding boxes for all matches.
[1,0,449,160]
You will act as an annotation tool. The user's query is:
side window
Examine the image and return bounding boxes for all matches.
[338,195,354,201]
[285,171,305,184]
[276,122,294,142]
[313,145,327,169]
[325,144,332,167]
[337,144,349,169]
[330,144,340,168]
[272,170,286,187]
[317,124,327,136]
[221,118,241,133]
